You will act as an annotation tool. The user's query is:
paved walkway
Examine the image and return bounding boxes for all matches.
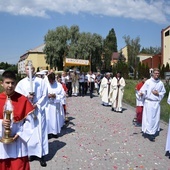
[30,93,170,170]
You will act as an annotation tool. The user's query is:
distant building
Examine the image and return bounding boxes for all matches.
[110,52,120,66]
[116,25,168,69]
[110,46,127,66]
[161,25,170,66]
[137,53,153,62]
[141,53,162,69]
[119,46,128,62]
[18,44,49,74]
[111,47,161,71]
[140,25,170,69]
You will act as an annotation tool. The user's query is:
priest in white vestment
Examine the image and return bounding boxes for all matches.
[99,73,112,106]
[109,72,126,113]
[45,73,65,137]
[139,68,166,141]
[15,62,48,167]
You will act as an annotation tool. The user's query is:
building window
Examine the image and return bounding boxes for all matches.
[165,30,170,37]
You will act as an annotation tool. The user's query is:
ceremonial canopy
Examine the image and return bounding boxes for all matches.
[63,58,90,67]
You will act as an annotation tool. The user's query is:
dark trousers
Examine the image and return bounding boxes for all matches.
[67,82,72,97]
[84,82,88,95]
[97,83,101,94]
[89,82,94,98]
[79,82,84,96]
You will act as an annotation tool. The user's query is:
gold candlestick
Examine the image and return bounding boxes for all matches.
[0,110,15,144]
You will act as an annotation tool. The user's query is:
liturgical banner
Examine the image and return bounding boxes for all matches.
[63,58,90,66]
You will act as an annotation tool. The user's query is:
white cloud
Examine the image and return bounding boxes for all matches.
[0,0,169,24]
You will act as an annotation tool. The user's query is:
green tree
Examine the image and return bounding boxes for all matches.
[118,51,126,62]
[44,25,103,71]
[165,62,170,72]
[144,64,150,78]
[0,62,10,69]
[89,33,103,71]
[112,61,128,78]
[160,64,165,79]
[44,26,69,70]
[103,28,118,72]
[137,62,142,79]
[0,62,17,74]
[69,31,103,71]
[140,46,161,54]
[5,64,18,74]
[123,35,141,79]
[67,25,80,59]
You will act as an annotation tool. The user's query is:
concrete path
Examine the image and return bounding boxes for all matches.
[30,93,170,170]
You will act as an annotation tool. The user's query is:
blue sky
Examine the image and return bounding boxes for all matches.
[0,0,170,64]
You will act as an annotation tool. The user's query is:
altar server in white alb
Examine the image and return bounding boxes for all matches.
[45,73,65,138]
[165,93,170,158]
[99,73,112,106]
[15,62,48,167]
[139,68,166,142]
[109,72,126,113]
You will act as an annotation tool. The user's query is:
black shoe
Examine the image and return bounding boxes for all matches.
[142,133,148,138]
[111,108,116,112]
[48,134,53,139]
[39,158,47,167]
[65,117,69,122]
[165,151,170,157]
[29,156,36,162]
[148,135,155,142]
[53,134,58,138]
[134,123,142,127]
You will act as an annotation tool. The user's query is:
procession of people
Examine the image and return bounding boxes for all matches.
[0,65,170,170]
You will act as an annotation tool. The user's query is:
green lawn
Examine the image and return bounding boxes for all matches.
[123,79,169,123]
